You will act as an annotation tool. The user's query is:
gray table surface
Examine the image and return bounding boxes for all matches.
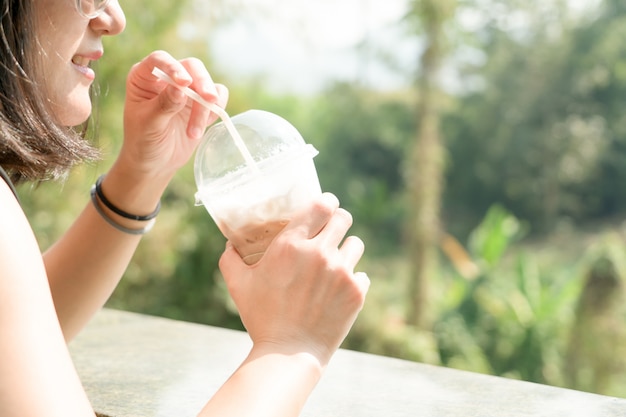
[69,309,626,417]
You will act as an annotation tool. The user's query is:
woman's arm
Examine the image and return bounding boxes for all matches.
[199,346,323,417]
[42,172,164,341]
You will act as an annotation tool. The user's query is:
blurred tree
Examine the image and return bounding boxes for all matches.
[565,234,626,396]
[442,0,626,235]
[304,83,414,255]
[405,0,456,329]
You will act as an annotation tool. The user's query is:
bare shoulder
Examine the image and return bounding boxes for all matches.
[0,176,51,315]
[0,180,94,415]
[0,178,41,274]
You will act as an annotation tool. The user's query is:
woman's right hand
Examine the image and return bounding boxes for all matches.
[218,193,370,367]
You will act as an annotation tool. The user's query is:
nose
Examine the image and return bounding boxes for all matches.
[90,0,126,35]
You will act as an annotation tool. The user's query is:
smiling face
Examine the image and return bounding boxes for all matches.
[34,0,126,126]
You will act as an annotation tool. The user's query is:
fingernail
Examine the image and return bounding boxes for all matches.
[189,126,202,139]
[202,83,219,98]
[174,71,192,85]
[200,70,219,94]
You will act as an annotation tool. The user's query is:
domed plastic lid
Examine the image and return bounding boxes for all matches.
[194,109,307,190]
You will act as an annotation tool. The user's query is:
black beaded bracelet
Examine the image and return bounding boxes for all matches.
[94,175,161,221]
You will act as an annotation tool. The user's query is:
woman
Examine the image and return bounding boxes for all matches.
[0,0,370,416]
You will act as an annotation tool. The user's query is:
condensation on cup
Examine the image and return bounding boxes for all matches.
[194,110,322,265]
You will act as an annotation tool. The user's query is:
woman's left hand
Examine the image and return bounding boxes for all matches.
[118,50,228,182]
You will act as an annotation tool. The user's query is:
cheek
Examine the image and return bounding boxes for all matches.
[36,9,85,67]
[34,9,92,126]
[39,42,92,126]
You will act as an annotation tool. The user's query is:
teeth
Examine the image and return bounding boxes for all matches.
[72,56,90,66]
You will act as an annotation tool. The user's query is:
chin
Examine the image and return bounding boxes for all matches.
[57,103,93,127]
[47,83,94,126]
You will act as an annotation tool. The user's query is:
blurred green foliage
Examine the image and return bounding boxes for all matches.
[18,0,626,399]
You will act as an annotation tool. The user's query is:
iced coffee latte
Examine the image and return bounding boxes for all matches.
[194,110,322,265]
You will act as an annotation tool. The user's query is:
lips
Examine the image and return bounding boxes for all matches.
[71,51,103,80]
[72,49,104,67]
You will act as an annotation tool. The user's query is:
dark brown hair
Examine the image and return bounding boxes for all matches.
[0,0,99,183]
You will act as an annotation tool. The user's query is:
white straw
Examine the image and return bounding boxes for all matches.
[151,67,259,172]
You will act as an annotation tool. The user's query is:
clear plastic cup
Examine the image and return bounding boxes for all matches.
[194,110,322,264]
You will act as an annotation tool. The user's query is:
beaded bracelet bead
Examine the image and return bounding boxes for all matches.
[90,183,156,235]
[94,174,161,221]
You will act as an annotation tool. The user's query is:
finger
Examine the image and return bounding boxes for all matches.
[155,84,188,114]
[219,242,247,289]
[314,207,354,249]
[143,50,193,90]
[353,272,371,297]
[282,193,339,240]
[182,57,219,99]
[338,235,365,267]
[189,83,229,136]
[180,58,224,139]
[137,53,192,114]
[207,84,229,125]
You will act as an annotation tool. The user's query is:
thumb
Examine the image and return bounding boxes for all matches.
[219,242,247,290]
[155,84,188,114]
